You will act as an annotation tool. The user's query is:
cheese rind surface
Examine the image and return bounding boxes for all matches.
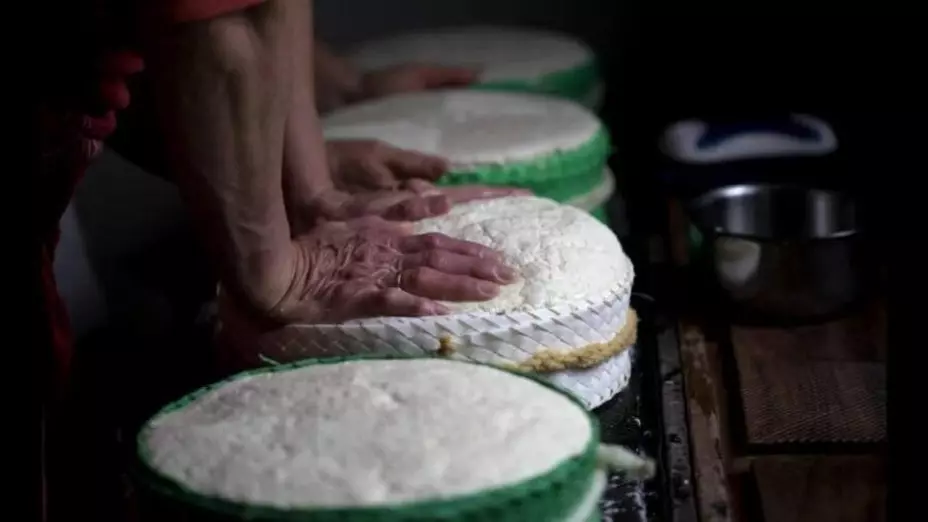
[352,26,595,89]
[324,91,602,168]
[411,196,629,312]
[139,358,594,510]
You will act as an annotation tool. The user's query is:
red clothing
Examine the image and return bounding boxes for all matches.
[34,1,266,520]
[37,0,265,397]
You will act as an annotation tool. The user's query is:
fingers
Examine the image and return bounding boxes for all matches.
[332,140,446,188]
[397,266,501,302]
[398,232,502,261]
[403,250,517,284]
[352,159,397,189]
[385,149,447,182]
[381,195,451,221]
[441,185,532,204]
[403,179,442,196]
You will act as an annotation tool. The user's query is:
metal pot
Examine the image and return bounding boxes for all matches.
[686,184,877,322]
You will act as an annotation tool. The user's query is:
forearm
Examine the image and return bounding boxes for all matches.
[282,2,336,217]
[146,1,296,313]
[313,39,362,112]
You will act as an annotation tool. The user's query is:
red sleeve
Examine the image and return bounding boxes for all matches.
[159,0,267,23]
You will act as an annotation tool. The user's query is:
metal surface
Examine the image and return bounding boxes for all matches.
[594,299,676,522]
[687,184,875,320]
[592,195,696,522]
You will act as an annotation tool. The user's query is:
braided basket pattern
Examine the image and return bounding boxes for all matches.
[217,268,634,410]
[549,346,634,410]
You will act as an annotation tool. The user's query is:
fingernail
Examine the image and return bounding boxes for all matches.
[495,266,517,282]
[478,282,498,296]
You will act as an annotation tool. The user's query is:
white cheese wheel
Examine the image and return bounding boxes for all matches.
[352,26,593,85]
[323,90,601,169]
[412,196,626,312]
[141,358,593,508]
[236,196,636,409]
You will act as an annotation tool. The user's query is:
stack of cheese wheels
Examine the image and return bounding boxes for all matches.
[323,90,616,222]
[135,357,654,521]
[352,25,604,109]
[232,196,636,410]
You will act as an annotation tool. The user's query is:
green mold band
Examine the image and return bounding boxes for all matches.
[590,206,608,224]
[438,127,610,203]
[470,59,600,104]
[134,354,601,522]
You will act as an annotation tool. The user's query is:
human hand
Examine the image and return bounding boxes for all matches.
[272,217,517,323]
[361,64,478,99]
[297,181,529,234]
[326,139,446,189]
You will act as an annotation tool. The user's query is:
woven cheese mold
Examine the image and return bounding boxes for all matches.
[322,90,609,204]
[217,196,637,410]
[351,26,602,108]
[134,356,654,522]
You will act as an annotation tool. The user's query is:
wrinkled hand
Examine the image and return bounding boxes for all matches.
[275,217,517,323]
[327,139,446,189]
[298,180,529,234]
[361,64,479,99]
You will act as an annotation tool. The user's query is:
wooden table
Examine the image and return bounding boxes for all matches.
[661,198,887,522]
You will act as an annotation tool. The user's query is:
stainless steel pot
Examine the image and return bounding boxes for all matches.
[686,184,877,321]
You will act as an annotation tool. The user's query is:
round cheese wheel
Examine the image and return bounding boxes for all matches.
[323,90,609,202]
[136,357,601,521]
[352,26,602,107]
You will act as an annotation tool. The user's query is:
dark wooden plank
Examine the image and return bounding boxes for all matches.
[753,456,886,522]
[656,316,699,522]
[678,322,734,522]
[732,307,887,446]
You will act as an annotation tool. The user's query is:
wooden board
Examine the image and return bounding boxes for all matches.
[732,304,887,445]
[678,322,735,522]
[752,456,886,522]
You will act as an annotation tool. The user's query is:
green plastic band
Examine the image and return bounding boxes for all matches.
[590,205,608,224]
[470,59,600,105]
[437,127,610,203]
[134,355,601,522]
